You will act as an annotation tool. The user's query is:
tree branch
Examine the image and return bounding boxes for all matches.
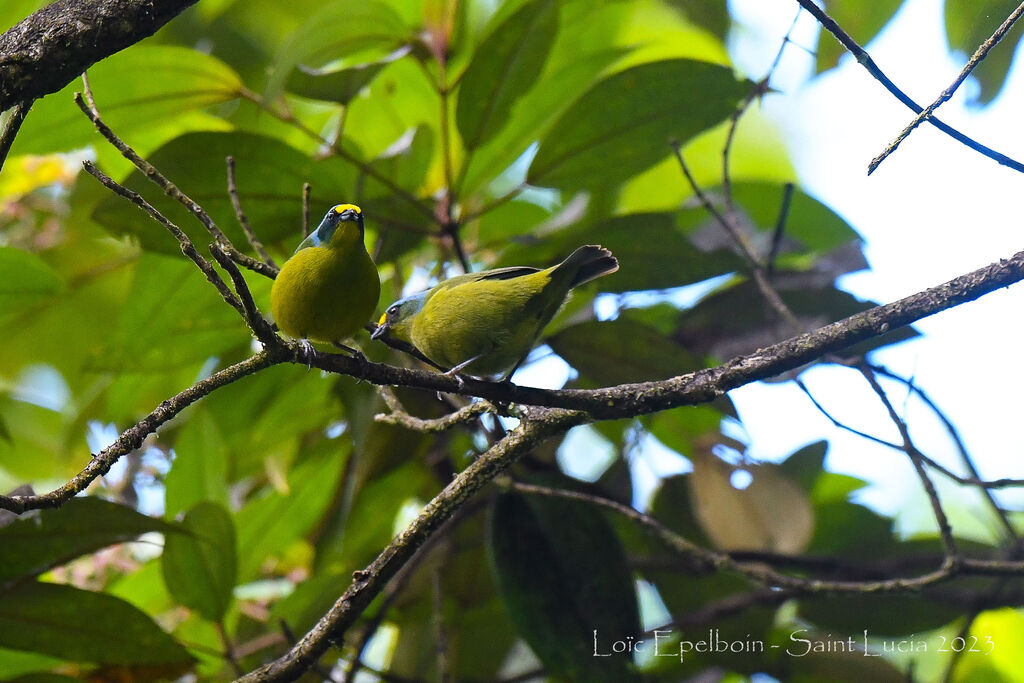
[794,0,1024,175]
[0,0,196,109]
[0,351,284,514]
[869,1,1024,174]
[238,407,587,682]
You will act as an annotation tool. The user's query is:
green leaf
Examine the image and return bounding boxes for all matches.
[87,253,245,373]
[11,46,241,158]
[267,0,411,101]
[0,248,64,325]
[816,0,902,73]
[665,0,730,39]
[164,410,231,518]
[285,46,411,104]
[235,444,348,581]
[0,581,192,665]
[162,502,237,621]
[549,318,702,386]
[489,484,641,682]
[798,593,962,638]
[456,0,559,150]
[0,497,180,582]
[944,0,1024,103]
[91,132,357,254]
[527,59,749,191]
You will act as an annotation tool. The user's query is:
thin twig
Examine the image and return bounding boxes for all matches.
[226,156,277,268]
[858,364,960,562]
[376,388,504,432]
[767,182,795,278]
[869,363,1020,537]
[671,142,802,332]
[81,161,245,318]
[237,87,437,225]
[0,351,282,514]
[302,182,312,237]
[209,243,279,346]
[431,566,450,683]
[76,81,233,245]
[793,0,1024,175]
[217,621,245,677]
[0,100,31,173]
[870,1,1024,174]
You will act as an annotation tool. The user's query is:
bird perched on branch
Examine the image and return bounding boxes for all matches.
[372,245,618,379]
[271,204,380,360]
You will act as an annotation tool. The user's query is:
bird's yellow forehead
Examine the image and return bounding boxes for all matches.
[333,203,362,214]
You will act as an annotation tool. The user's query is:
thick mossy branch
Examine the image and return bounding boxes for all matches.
[0,0,197,111]
[238,407,587,683]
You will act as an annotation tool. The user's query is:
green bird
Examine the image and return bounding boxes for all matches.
[372,245,618,379]
[271,203,380,358]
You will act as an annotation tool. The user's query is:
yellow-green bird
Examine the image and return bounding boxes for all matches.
[372,245,618,379]
[271,203,380,357]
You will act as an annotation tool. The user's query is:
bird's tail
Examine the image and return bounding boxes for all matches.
[555,245,619,288]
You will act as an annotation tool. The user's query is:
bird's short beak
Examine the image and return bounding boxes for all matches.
[370,317,388,340]
[339,208,360,222]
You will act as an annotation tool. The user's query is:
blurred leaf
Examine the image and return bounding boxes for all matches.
[363,125,435,199]
[673,280,918,362]
[647,405,729,456]
[162,502,237,621]
[807,501,895,557]
[235,443,348,581]
[267,0,411,100]
[87,254,244,373]
[0,581,192,665]
[666,0,729,39]
[0,647,66,681]
[778,440,828,493]
[549,318,702,386]
[456,0,559,150]
[91,132,357,254]
[944,0,1024,103]
[816,0,902,73]
[0,248,64,326]
[798,593,961,638]
[649,474,713,548]
[164,410,231,518]
[489,484,641,682]
[776,636,906,682]
[527,59,749,191]
[285,46,411,104]
[10,46,241,158]
[0,1,45,32]
[689,448,814,553]
[0,497,179,582]
[951,608,1024,681]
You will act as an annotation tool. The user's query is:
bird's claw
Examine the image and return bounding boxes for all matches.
[300,339,316,371]
[333,341,368,382]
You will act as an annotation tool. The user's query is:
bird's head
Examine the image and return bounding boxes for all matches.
[371,291,426,343]
[295,203,364,252]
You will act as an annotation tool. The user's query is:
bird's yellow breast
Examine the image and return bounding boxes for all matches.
[271,243,380,343]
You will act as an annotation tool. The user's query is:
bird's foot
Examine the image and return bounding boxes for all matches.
[299,338,316,371]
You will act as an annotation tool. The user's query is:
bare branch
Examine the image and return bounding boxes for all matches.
[793,0,1024,175]
[227,156,278,268]
[870,1,1024,173]
[0,100,30,173]
[0,351,283,514]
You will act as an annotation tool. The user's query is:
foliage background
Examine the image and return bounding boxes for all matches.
[1,0,1023,681]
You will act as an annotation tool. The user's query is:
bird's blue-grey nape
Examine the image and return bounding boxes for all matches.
[293,204,361,253]
[395,290,427,318]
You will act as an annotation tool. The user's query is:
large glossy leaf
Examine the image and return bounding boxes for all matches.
[944,0,1024,103]
[86,253,245,373]
[164,410,231,518]
[91,132,358,254]
[456,0,559,150]
[234,444,348,581]
[162,502,237,621]
[266,0,411,100]
[489,485,641,682]
[0,497,180,582]
[10,46,241,159]
[527,59,749,191]
[666,0,730,39]
[0,581,192,665]
[549,318,703,386]
[285,46,411,104]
